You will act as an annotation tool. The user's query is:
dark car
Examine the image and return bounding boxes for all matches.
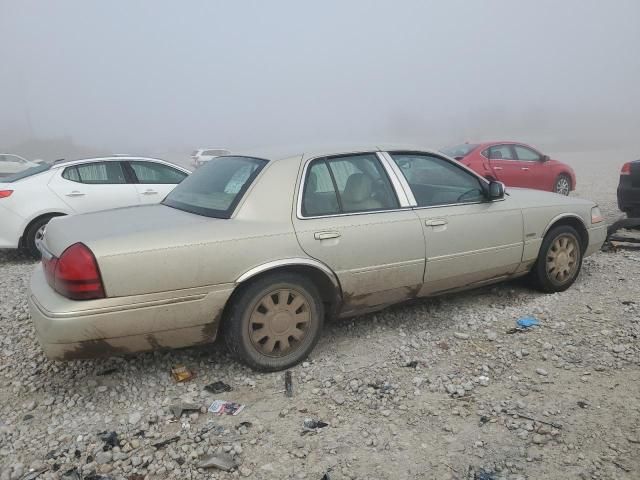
[617,160,640,217]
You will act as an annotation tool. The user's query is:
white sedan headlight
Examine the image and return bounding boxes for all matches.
[591,206,604,224]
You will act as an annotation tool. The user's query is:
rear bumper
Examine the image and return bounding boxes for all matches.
[617,180,640,214]
[0,204,25,248]
[585,223,607,257]
[28,266,235,360]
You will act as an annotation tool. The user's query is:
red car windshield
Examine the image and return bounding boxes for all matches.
[440,144,479,158]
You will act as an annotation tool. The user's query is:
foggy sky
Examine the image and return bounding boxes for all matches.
[1,0,639,155]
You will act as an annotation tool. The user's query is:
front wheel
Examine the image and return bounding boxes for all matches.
[223,272,324,371]
[554,174,571,195]
[531,225,583,293]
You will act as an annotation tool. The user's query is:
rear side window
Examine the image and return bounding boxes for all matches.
[487,145,516,160]
[128,161,188,184]
[302,153,399,217]
[62,162,127,184]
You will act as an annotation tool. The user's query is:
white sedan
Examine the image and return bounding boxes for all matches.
[0,154,40,177]
[0,156,189,257]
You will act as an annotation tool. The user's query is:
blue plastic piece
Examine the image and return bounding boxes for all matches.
[517,316,540,328]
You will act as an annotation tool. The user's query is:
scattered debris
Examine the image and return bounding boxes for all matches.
[285,370,293,397]
[302,418,329,434]
[152,436,180,449]
[321,473,331,480]
[170,402,201,418]
[404,360,419,368]
[506,411,562,429]
[208,400,245,415]
[96,367,118,376]
[197,453,237,471]
[577,400,589,409]
[204,381,232,394]
[517,316,540,328]
[21,468,49,480]
[98,431,119,449]
[171,365,194,382]
[621,300,636,305]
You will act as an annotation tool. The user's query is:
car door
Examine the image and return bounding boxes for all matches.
[47,161,140,213]
[512,144,546,190]
[125,160,189,204]
[292,152,425,314]
[486,144,524,187]
[386,151,524,295]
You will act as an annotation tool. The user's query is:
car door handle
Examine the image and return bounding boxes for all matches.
[314,231,341,240]
[142,189,158,195]
[521,167,529,171]
[493,166,503,171]
[66,191,85,197]
[425,219,448,227]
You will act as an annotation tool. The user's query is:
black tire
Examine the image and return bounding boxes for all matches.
[554,174,571,195]
[223,272,324,371]
[531,225,583,293]
[24,215,57,259]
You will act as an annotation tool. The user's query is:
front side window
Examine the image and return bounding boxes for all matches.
[62,162,127,184]
[129,161,188,184]
[390,153,485,207]
[513,145,541,161]
[301,153,399,217]
[487,145,516,160]
[163,156,267,218]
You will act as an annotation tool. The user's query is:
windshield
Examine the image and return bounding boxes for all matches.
[440,144,479,158]
[162,156,267,218]
[2,164,51,182]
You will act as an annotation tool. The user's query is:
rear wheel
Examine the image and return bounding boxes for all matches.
[554,174,571,195]
[531,225,582,292]
[223,272,324,371]
[24,215,58,259]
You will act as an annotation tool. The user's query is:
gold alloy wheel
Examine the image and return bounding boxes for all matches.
[546,234,579,284]
[249,288,311,357]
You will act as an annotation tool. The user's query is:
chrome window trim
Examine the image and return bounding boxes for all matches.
[378,151,417,206]
[296,151,413,220]
[295,149,504,220]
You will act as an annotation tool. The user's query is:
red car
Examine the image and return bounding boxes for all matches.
[440,142,576,195]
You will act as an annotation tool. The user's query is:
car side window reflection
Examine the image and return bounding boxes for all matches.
[488,145,516,160]
[62,162,127,184]
[301,153,399,217]
[390,153,485,207]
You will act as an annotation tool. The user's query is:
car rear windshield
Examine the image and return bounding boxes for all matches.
[1,164,51,182]
[440,144,479,158]
[162,156,267,218]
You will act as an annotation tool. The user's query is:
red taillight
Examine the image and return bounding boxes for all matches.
[42,243,105,300]
[0,190,13,198]
[621,162,631,175]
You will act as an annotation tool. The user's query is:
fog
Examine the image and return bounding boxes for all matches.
[1,0,639,159]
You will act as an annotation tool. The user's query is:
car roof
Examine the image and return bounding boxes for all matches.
[232,144,446,162]
[51,156,190,172]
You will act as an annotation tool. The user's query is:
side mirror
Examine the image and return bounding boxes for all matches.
[487,180,505,200]
[541,154,550,162]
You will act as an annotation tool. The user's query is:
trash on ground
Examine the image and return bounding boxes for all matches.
[302,418,329,435]
[96,367,118,376]
[208,400,245,416]
[197,453,237,471]
[285,370,293,397]
[204,381,232,394]
[152,436,180,449]
[516,316,540,328]
[171,365,194,382]
[404,360,419,368]
[470,467,497,480]
[98,431,119,449]
[170,402,201,418]
[577,400,589,409]
[21,468,49,480]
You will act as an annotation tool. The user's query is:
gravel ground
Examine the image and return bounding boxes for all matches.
[1,150,639,480]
